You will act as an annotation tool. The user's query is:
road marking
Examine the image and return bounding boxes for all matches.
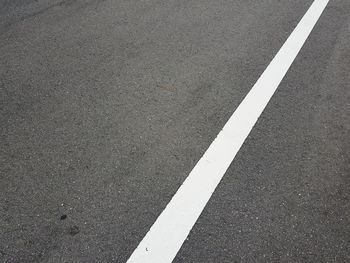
[127,0,329,262]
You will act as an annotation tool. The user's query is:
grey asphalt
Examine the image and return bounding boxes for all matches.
[0,0,349,263]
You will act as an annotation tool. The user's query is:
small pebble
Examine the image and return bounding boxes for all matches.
[69,225,80,236]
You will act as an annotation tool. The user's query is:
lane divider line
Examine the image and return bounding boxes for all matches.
[127,0,329,262]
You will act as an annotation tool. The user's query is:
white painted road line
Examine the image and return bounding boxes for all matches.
[127,0,329,262]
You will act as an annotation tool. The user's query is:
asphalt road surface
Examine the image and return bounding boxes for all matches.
[1,0,349,262]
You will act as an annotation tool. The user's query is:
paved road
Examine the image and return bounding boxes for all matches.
[1,0,349,262]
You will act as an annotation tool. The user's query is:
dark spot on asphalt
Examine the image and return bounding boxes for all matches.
[69,225,80,236]
[60,214,67,220]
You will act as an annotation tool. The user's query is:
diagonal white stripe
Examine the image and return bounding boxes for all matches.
[127,0,329,262]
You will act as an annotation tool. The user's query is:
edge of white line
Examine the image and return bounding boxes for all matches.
[127,1,329,262]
